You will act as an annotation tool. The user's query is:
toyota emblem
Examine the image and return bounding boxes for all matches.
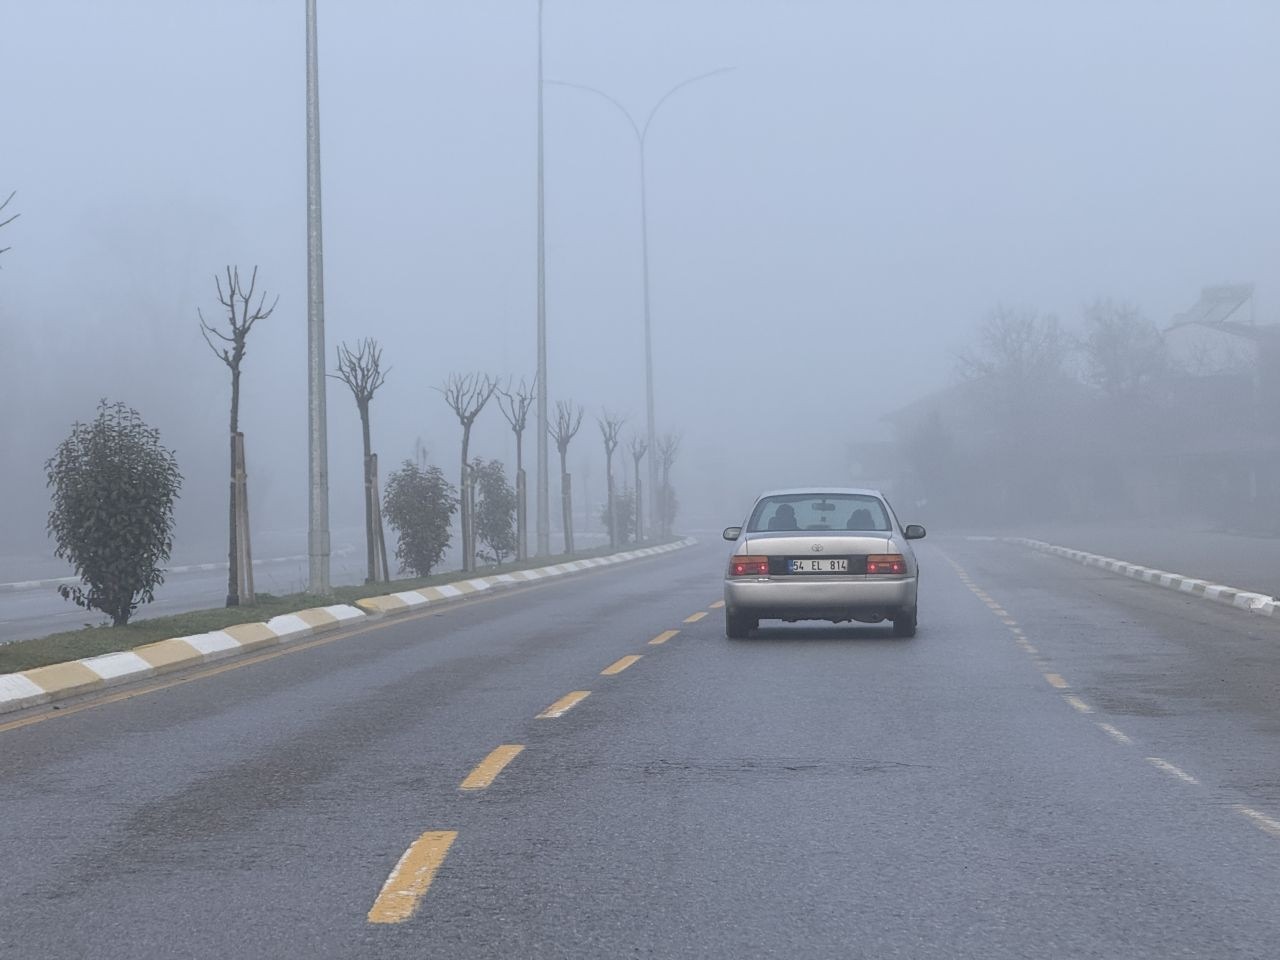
[811,544,824,552]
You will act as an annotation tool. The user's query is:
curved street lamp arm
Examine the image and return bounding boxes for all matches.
[641,66,736,142]
[545,79,643,143]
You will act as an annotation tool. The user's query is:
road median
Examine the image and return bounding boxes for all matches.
[0,538,695,716]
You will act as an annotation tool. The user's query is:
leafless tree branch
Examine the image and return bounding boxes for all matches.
[198,310,234,368]
[0,191,18,257]
[1079,298,1169,401]
[628,435,648,464]
[497,374,537,435]
[198,265,277,372]
[438,371,499,428]
[956,304,1070,386]
[330,337,389,405]
[657,432,681,470]
[549,400,584,455]
[597,411,626,458]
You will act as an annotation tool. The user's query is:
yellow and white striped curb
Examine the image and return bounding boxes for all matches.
[351,538,694,614]
[1010,537,1279,617]
[0,538,695,716]
[0,603,365,713]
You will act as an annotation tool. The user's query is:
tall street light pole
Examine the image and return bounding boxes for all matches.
[535,0,551,556]
[305,0,331,593]
[548,68,733,540]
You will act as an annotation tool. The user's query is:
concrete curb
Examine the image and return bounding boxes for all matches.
[1009,537,1280,618]
[0,537,696,716]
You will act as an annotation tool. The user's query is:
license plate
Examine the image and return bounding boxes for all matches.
[788,558,849,573]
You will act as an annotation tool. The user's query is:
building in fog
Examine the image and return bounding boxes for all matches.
[884,287,1280,532]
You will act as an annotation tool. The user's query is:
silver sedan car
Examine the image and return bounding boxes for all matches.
[722,488,925,638]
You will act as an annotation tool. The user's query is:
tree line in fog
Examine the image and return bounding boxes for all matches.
[892,300,1266,529]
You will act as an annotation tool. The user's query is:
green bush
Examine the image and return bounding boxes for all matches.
[659,483,679,534]
[383,460,457,576]
[471,458,517,564]
[45,400,182,626]
[600,485,637,546]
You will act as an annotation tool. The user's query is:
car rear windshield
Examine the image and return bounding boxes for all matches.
[746,494,892,532]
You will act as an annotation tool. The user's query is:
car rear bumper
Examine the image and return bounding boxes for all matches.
[724,576,917,619]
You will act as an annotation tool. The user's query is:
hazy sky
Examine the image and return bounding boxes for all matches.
[3,0,1279,555]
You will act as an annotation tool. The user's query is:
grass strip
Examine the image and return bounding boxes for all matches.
[0,541,671,674]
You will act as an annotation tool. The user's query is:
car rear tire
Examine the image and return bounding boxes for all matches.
[892,609,917,638]
[726,610,756,639]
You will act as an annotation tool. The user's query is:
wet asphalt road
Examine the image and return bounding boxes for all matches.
[4,538,1280,958]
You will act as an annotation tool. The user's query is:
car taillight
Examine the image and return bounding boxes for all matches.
[866,554,906,575]
[729,556,769,576]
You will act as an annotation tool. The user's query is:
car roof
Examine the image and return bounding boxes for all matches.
[755,487,886,499]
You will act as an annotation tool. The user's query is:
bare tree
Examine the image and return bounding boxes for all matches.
[438,372,498,572]
[657,432,681,538]
[957,305,1074,519]
[597,412,626,548]
[497,375,537,560]
[1080,299,1169,402]
[199,266,278,607]
[549,400,584,554]
[628,435,648,544]
[0,192,17,259]
[332,338,390,583]
[957,305,1072,393]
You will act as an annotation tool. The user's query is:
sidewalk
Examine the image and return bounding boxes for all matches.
[1003,522,1280,600]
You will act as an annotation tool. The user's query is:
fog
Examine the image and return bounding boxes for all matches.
[4,1,1280,569]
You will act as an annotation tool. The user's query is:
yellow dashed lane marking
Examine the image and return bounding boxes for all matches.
[1044,673,1069,689]
[601,655,642,676]
[459,745,524,791]
[1147,757,1199,785]
[367,831,457,924]
[1236,805,1280,841]
[684,611,707,623]
[1064,695,1093,714]
[709,600,725,609]
[649,630,679,645]
[536,691,591,718]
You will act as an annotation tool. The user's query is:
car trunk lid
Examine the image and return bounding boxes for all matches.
[742,530,895,575]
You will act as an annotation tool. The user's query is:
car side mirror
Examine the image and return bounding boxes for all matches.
[904,524,926,540]
[723,526,742,541]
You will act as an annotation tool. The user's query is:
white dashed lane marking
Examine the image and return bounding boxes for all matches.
[1097,723,1133,745]
[1147,757,1200,785]
[1237,805,1280,841]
